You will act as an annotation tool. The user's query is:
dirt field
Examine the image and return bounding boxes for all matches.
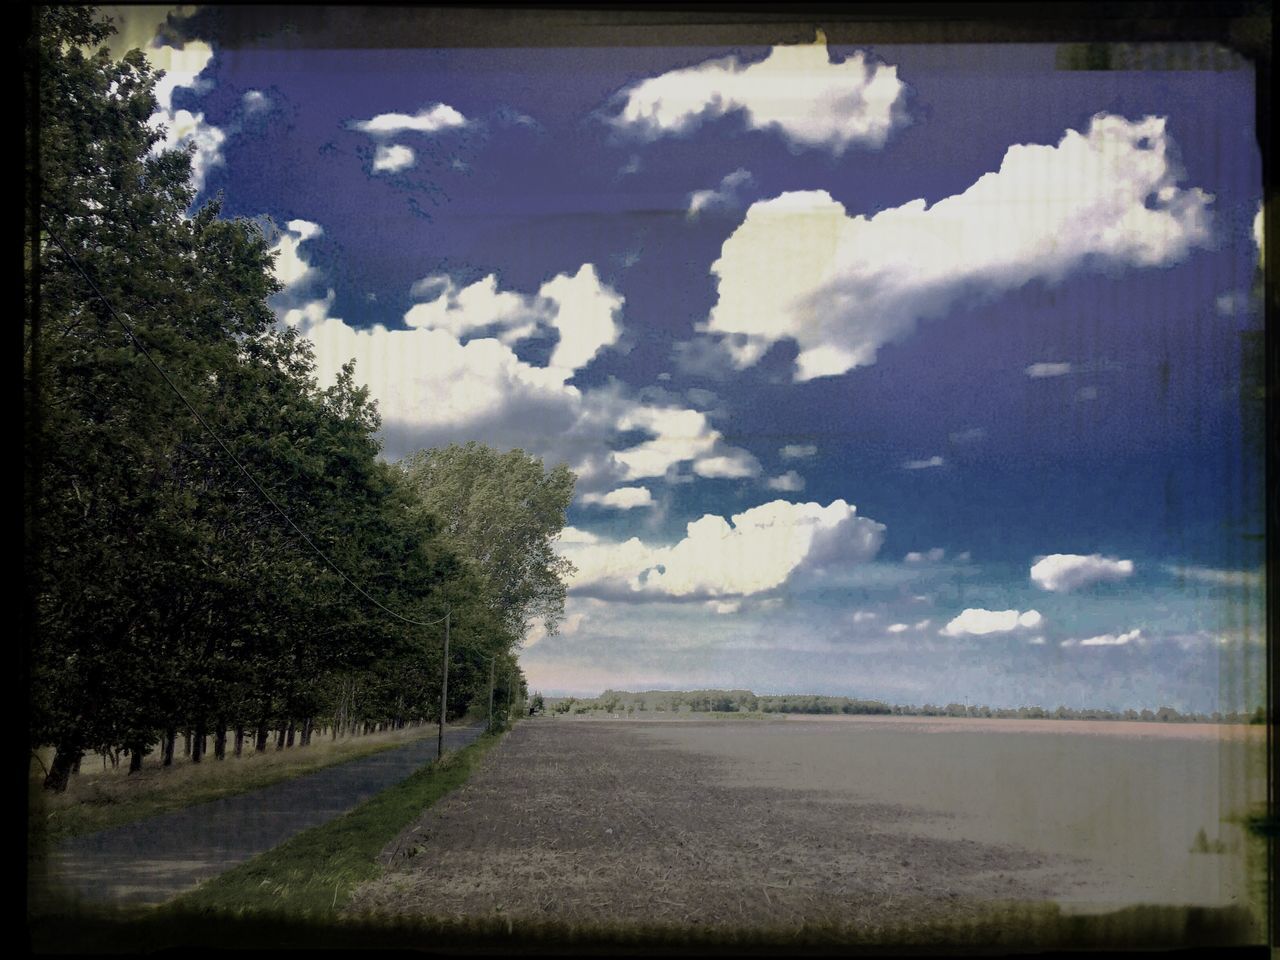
[346,716,1268,936]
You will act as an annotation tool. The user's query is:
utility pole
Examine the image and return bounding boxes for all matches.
[437,609,450,761]
[487,656,495,734]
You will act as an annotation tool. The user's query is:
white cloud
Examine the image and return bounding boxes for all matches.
[707,600,742,615]
[1030,554,1134,592]
[269,219,323,289]
[1215,291,1250,316]
[611,31,905,154]
[242,89,270,113]
[372,143,416,173]
[404,265,622,377]
[850,610,878,623]
[903,456,944,470]
[765,470,804,492]
[941,608,1042,637]
[268,223,756,488]
[905,548,945,563]
[524,609,586,647]
[1163,564,1263,589]
[141,38,225,194]
[1254,202,1264,265]
[1026,362,1073,378]
[581,486,655,510]
[560,499,885,601]
[1081,628,1142,646]
[691,450,761,479]
[887,623,909,633]
[354,104,468,135]
[780,444,817,459]
[1066,628,1142,648]
[949,427,986,444]
[703,114,1213,381]
[688,168,753,218]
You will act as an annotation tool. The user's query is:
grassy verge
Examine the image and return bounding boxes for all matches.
[30,723,459,844]
[164,729,503,915]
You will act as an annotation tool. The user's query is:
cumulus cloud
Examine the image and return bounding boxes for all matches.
[372,143,416,173]
[887,623,909,633]
[941,608,1042,637]
[267,222,757,487]
[405,265,622,377]
[1026,362,1073,378]
[904,548,945,563]
[692,450,762,479]
[1030,554,1134,592]
[780,444,817,459]
[765,470,805,492]
[139,38,225,193]
[903,456,944,470]
[581,486,655,510]
[1061,628,1143,648]
[560,499,885,601]
[610,31,905,154]
[703,114,1213,381]
[354,103,468,135]
[242,89,270,113]
[1163,564,1263,589]
[688,168,753,218]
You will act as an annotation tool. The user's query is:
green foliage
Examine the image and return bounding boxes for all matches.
[399,443,576,640]
[26,9,555,792]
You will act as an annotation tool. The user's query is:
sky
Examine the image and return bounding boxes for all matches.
[105,7,1266,712]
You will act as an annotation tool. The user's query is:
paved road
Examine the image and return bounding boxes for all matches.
[39,725,486,907]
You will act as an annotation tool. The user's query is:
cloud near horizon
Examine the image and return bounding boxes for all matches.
[701,114,1213,381]
[1030,554,1134,592]
[941,608,1043,637]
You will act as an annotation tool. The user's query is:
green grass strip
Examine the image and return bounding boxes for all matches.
[167,729,503,916]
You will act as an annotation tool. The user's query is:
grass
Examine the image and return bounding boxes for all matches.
[29,722,460,845]
[163,728,504,915]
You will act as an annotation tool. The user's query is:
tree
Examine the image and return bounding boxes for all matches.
[399,443,576,641]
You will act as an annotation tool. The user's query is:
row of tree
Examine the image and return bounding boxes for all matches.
[548,690,1263,724]
[25,9,566,790]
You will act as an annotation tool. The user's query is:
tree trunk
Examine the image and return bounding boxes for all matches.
[234,727,245,758]
[44,746,83,792]
[214,723,227,760]
[162,728,176,767]
[275,726,286,751]
[129,745,143,774]
[255,722,269,753]
[301,717,313,747]
[191,721,205,763]
[183,730,192,758]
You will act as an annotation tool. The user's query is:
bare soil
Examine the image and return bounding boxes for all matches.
[346,717,1239,933]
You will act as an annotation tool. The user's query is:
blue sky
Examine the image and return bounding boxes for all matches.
[113,8,1265,712]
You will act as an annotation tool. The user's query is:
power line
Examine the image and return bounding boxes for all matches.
[43,225,450,629]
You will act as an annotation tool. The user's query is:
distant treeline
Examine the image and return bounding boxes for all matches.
[540,689,1265,724]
